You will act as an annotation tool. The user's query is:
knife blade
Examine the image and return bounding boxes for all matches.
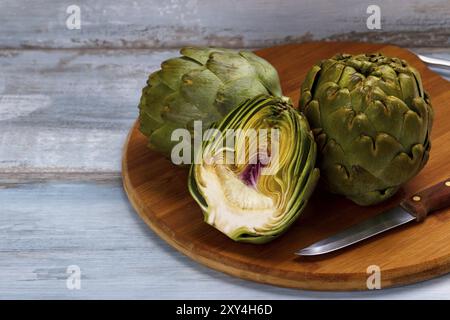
[296,178,450,256]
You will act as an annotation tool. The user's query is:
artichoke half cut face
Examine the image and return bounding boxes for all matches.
[188,96,319,244]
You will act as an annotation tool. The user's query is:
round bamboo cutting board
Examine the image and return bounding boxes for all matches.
[122,42,450,291]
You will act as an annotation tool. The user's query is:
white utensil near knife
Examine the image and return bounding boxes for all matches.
[417,54,450,69]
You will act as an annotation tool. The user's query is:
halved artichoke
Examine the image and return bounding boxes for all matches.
[188,95,320,243]
[138,47,282,160]
[300,53,434,205]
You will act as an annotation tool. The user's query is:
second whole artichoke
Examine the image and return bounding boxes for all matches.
[300,53,433,205]
[139,47,282,161]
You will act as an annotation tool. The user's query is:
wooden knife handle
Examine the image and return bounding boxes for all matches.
[400,178,450,222]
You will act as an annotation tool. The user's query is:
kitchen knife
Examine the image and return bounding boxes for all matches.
[296,178,450,256]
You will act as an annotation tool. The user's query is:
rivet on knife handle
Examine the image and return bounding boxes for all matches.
[400,178,450,222]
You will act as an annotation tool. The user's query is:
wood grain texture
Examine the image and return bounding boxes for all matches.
[122,42,450,291]
[2,0,450,49]
[400,178,450,221]
[2,0,450,299]
[1,47,450,298]
[0,48,448,180]
[0,49,177,176]
[2,181,450,299]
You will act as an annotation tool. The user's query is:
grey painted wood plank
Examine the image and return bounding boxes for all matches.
[0,49,177,175]
[1,48,450,299]
[1,0,450,49]
[0,181,449,299]
[0,48,449,178]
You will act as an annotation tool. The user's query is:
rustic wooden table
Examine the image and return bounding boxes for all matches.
[1,0,450,299]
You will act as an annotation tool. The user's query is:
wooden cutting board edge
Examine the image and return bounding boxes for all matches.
[122,41,450,291]
[122,120,450,291]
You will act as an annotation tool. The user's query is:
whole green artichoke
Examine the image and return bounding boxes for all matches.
[138,47,282,160]
[188,95,319,243]
[300,53,433,206]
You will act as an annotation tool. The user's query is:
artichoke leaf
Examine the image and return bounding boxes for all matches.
[189,95,319,243]
[138,47,283,161]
